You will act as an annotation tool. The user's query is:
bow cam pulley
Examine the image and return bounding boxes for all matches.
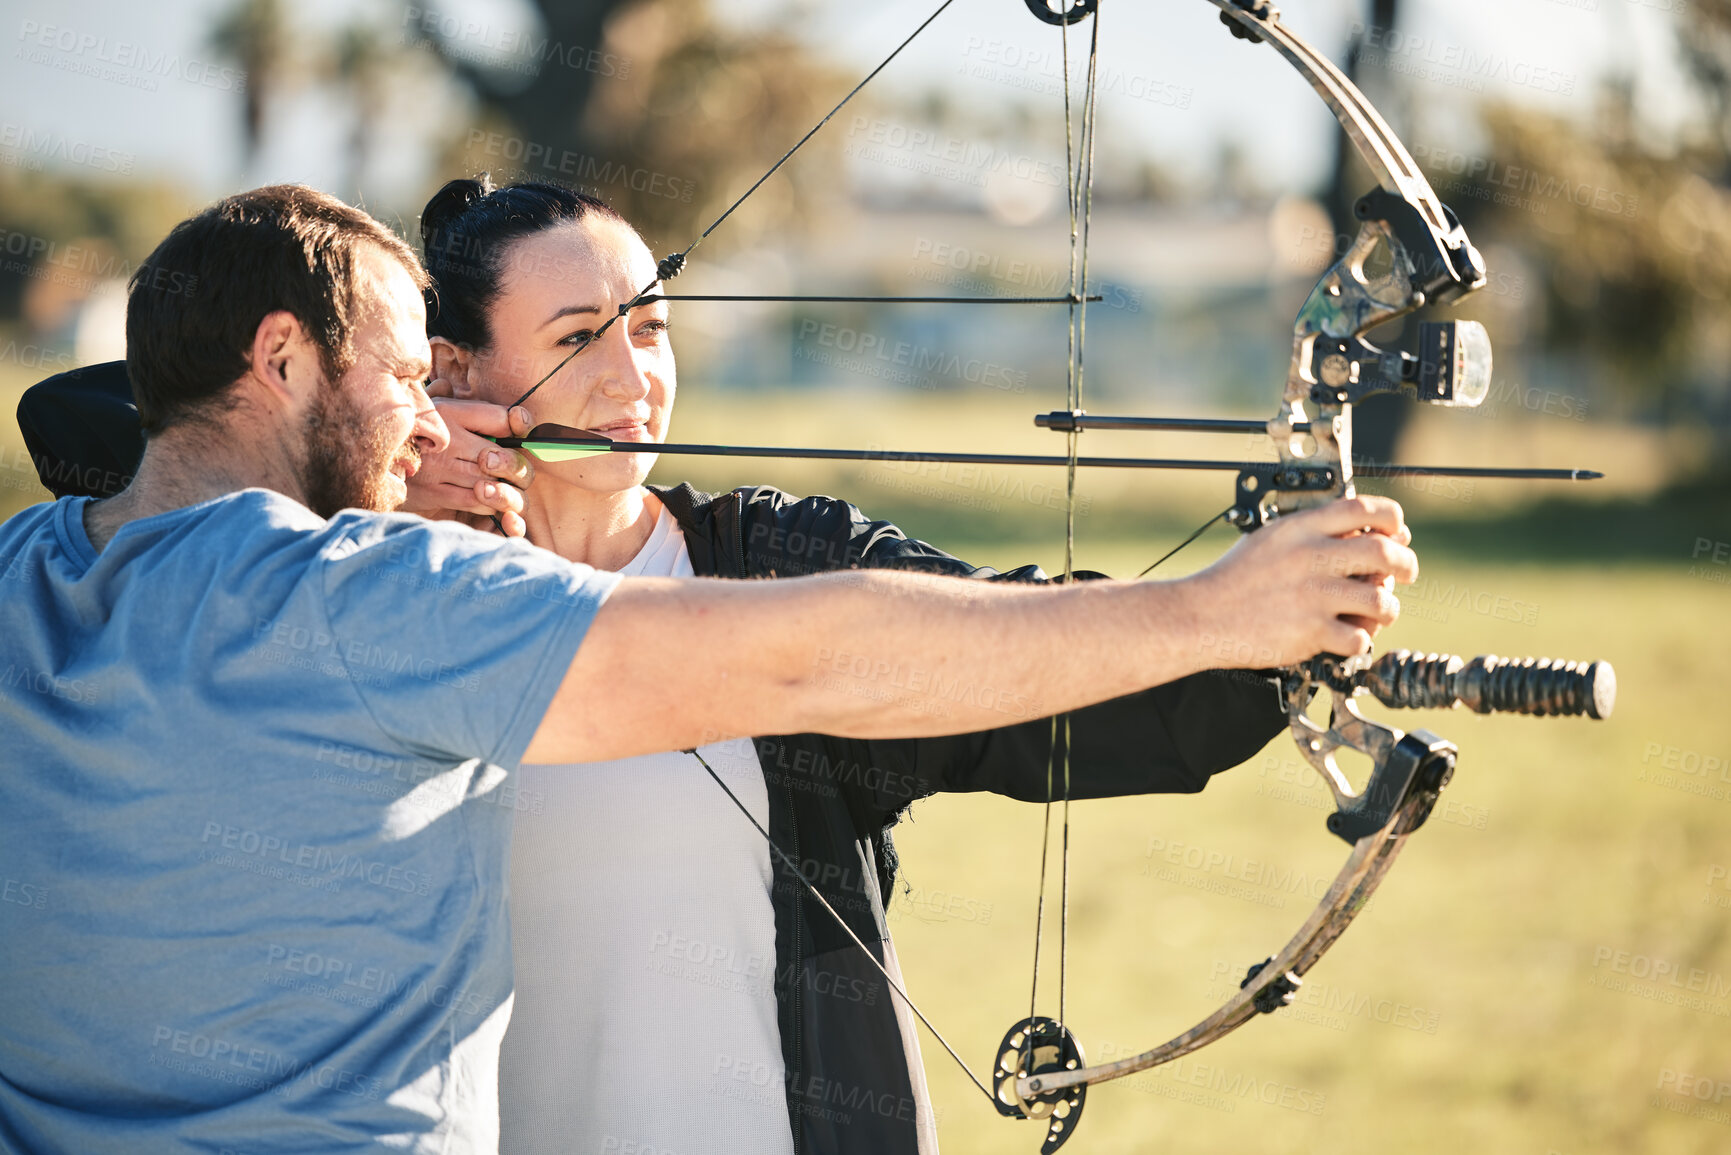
[1023,0,1097,26]
[992,1017,1087,1153]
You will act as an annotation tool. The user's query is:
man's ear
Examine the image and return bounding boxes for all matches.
[429,337,477,399]
[245,310,317,413]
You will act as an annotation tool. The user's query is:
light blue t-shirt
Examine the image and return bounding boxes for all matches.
[0,489,619,1154]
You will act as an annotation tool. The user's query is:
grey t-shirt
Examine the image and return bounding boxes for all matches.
[0,489,618,1153]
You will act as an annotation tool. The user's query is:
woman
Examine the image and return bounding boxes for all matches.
[413,176,1287,1155]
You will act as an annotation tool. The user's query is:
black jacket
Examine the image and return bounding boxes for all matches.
[649,482,1287,1154]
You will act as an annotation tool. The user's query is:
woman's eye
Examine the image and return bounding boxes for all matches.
[558,329,596,348]
[637,319,670,338]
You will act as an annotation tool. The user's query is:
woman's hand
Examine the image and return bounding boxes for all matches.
[399,394,537,537]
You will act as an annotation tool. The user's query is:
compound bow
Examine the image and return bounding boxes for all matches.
[986,2,1614,1149]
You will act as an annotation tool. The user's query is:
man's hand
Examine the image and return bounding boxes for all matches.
[1186,495,1418,669]
[400,398,537,536]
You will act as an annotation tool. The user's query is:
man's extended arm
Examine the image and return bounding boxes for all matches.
[524,497,1415,764]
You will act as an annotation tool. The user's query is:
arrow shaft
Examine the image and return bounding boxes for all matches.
[646,294,1103,304]
[556,439,1599,480]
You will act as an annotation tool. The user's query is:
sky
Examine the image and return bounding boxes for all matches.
[0,0,1698,213]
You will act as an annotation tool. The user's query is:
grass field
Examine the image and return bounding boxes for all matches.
[3,365,1729,1153]
[887,560,1731,1155]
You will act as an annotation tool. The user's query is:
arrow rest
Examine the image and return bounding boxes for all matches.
[991,1017,1087,1153]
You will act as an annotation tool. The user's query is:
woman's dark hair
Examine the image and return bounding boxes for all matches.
[419,175,629,351]
[126,184,426,433]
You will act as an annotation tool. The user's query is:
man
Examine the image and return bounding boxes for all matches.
[0,185,1415,1153]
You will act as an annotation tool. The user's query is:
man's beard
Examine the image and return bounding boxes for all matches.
[301,382,419,519]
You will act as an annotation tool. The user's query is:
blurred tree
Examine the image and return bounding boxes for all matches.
[426,0,848,251]
[1678,0,1731,177]
[1426,87,1731,452]
[209,0,290,180]
[0,171,194,346]
[425,0,630,189]
[333,24,392,204]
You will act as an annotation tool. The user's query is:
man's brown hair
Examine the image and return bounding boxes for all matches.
[125,185,428,433]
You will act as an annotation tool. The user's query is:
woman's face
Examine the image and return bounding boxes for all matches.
[461,217,674,496]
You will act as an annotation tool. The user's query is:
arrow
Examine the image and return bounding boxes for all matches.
[491,424,1604,481]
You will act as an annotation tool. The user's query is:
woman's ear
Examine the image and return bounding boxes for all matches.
[428,336,477,400]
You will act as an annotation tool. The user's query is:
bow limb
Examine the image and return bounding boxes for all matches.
[1011,718,1456,1100]
[1210,0,1455,243]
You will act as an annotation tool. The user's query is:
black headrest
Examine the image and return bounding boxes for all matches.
[15,360,144,499]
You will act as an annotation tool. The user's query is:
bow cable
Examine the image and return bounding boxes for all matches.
[689,747,997,1102]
